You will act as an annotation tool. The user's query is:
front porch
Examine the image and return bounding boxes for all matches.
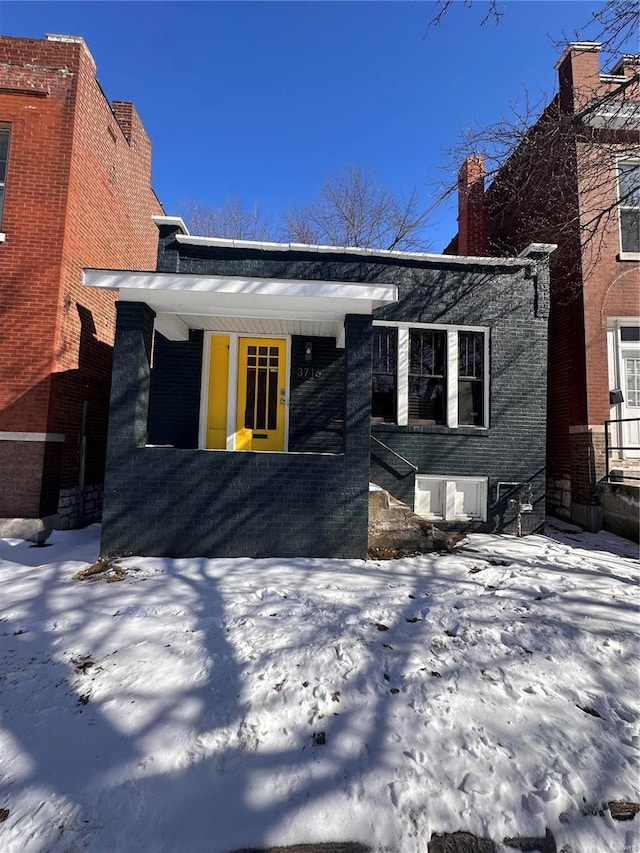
[84,270,397,559]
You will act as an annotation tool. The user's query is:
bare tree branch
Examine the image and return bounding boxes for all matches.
[178,197,274,241]
[281,166,431,251]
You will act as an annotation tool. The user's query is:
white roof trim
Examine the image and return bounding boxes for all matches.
[172,233,533,267]
[152,215,190,235]
[83,269,395,301]
[82,269,397,329]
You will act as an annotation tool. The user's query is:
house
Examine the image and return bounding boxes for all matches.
[83,217,553,559]
[446,44,639,540]
[0,34,163,542]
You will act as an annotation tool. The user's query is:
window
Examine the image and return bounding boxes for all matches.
[372,326,396,422]
[408,329,446,424]
[618,161,639,255]
[415,475,488,522]
[372,323,488,428]
[0,126,8,227]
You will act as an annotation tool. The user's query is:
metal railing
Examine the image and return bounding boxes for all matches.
[604,418,640,482]
[370,435,418,472]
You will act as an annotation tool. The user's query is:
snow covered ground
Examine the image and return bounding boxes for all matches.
[0,522,638,853]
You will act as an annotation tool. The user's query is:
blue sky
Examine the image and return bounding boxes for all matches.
[0,1,623,250]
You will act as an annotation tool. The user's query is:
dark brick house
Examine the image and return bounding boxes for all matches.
[446,44,639,537]
[0,34,162,542]
[84,218,553,559]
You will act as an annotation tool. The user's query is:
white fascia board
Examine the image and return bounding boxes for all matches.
[155,313,190,342]
[83,269,397,306]
[152,215,190,235]
[172,233,533,267]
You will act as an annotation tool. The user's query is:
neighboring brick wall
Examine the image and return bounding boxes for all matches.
[448,45,639,529]
[101,303,371,559]
[0,35,162,522]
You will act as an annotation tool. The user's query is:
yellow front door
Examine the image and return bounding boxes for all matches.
[235,337,287,451]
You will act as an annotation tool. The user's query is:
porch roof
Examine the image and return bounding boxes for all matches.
[83,269,398,345]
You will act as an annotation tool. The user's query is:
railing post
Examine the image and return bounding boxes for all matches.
[604,419,610,482]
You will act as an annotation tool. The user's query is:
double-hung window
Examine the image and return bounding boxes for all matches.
[618,161,639,255]
[372,323,488,428]
[0,125,9,228]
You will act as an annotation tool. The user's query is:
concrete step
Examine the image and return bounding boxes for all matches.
[368,485,464,556]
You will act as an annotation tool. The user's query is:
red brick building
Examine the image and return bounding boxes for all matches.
[447,43,639,534]
[0,34,163,541]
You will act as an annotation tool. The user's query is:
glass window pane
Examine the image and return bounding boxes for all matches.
[619,162,640,208]
[620,327,640,342]
[372,327,397,422]
[409,330,445,377]
[458,332,485,426]
[408,377,445,424]
[458,379,485,426]
[620,209,640,253]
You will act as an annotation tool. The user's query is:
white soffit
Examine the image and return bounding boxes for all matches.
[83,270,398,320]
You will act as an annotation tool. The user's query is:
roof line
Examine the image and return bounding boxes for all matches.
[173,233,535,267]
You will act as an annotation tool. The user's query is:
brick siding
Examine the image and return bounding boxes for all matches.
[0,35,162,522]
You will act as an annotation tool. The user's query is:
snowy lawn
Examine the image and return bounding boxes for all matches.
[0,522,638,853]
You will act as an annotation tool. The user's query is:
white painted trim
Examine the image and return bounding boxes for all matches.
[0,232,5,243]
[396,328,409,426]
[155,313,190,341]
[171,233,535,267]
[83,269,398,304]
[446,330,459,429]
[0,432,65,442]
[152,215,190,235]
[227,335,239,451]
[618,252,640,262]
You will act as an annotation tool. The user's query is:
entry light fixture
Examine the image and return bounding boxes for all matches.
[305,342,313,362]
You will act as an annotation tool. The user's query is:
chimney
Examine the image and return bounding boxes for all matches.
[457,155,487,256]
[555,42,602,113]
[112,101,134,143]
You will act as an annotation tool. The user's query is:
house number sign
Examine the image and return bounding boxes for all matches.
[296,367,323,378]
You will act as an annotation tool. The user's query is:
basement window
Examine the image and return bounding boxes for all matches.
[415,475,488,522]
[372,322,489,428]
[618,161,640,255]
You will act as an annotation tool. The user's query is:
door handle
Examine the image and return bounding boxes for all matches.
[280,388,286,405]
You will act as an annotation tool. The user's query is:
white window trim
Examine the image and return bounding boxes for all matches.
[373,320,489,429]
[616,157,640,257]
[199,331,291,452]
[415,475,488,522]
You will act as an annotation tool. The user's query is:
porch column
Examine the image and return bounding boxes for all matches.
[107,301,156,449]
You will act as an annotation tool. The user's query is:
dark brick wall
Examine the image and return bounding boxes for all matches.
[369,261,548,534]
[101,305,371,558]
[289,336,345,454]
[148,331,203,449]
[154,233,549,534]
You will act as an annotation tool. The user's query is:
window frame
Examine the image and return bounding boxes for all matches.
[617,158,640,259]
[415,475,488,522]
[372,321,490,429]
[0,124,10,235]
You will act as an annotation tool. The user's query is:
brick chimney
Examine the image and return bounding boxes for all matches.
[112,100,134,143]
[457,155,487,256]
[556,42,602,113]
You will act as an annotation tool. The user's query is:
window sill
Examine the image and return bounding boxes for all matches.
[617,251,640,262]
[0,233,5,244]
[372,422,489,437]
